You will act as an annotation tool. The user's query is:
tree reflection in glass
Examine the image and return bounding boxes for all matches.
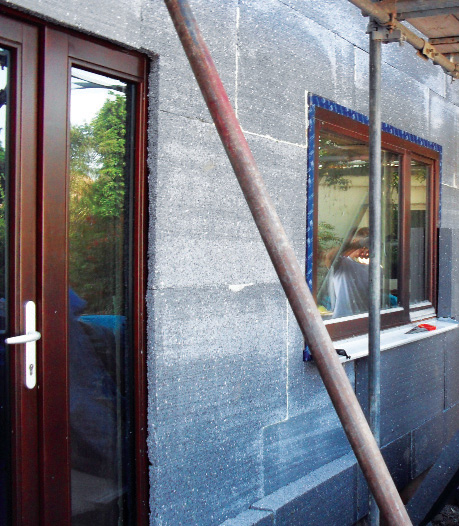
[69,68,135,525]
[316,129,400,320]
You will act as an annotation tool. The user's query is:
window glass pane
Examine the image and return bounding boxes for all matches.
[410,159,429,304]
[381,150,400,311]
[69,68,135,525]
[0,47,9,526]
[316,128,400,320]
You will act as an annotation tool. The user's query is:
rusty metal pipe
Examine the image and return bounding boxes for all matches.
[348,0,459,78]
[163,1,412,524]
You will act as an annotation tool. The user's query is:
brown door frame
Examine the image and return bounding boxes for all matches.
[1,10,149,525]
[0,14,40,526]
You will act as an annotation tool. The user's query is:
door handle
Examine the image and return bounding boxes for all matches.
[5,301,41,389]
[5,331,41,345]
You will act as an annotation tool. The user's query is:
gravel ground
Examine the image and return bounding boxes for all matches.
[427,504,459,526]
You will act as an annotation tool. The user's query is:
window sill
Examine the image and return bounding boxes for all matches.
[334,317,459,363]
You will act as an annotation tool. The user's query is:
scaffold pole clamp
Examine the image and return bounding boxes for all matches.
[366,18,405,44]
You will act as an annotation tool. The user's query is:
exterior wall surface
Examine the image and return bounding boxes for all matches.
[2,0,459,524]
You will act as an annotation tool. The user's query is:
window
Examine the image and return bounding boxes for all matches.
[307,96,440,341]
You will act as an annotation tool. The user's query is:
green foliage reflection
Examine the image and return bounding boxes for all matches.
[69,94,127,315]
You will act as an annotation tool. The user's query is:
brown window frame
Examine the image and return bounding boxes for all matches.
[313,106,440,341]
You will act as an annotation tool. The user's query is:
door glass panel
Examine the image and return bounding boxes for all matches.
[410,159,429,304]
[69,68,135,525]
[316,128,400,319]
[0,47,9,526]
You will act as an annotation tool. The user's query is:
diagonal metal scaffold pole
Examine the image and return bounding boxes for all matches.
[163,1,412,524]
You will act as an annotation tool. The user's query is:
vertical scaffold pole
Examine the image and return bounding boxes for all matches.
[369,22,383,526]
[163,1,412,524]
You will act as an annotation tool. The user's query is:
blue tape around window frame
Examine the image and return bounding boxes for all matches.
[303,93,442,362]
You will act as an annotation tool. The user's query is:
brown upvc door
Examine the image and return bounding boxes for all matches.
[1,11,148,526]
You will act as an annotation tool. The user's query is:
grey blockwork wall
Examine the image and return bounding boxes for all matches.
[5,0,459,523]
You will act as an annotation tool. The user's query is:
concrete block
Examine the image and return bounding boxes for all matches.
[7,0,238,138]
[456,105,459,188]
[407,431,459,526]
[148,284,287,525]
[265,297,356,493]
[354,47,370,117]
[285,310,316,419]
[334,34,355,110]
[445,402,459,443]
[412,412,446,479]
[355,47,431,140]
[151,112,308,290]
[354,358,370,419]
[151,112,267,290]
[150,284,287,421]
[276,0,369,52]
[262,407,350,494]
[437,228,453,318]
[355,433,411,521]
[430,92,457,187]
[356,338,445,445]
[380,62,430,140]
[379,340,444,444]
[445,329,459,409]
[20,0,236,124]
[287,300,356,418]
[381,42,446,99]
[252,452,357,526]
[449,235,459,320]
[382,434,412,489]
[440,185,459,230]
[246,134,308,265]
[141,0,238,122]
[4,0,144,48]
[355,464,369,522]
[220,509,274,526]
[275,298,356,497]
[237,0,337,144]
[438,200,459,320]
